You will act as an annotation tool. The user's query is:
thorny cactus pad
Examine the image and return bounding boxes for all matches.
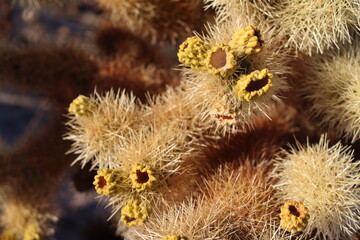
[234,68,273,101]
[279,201,309,233]
[229,25,262,55]
[204,44,237,78]
[68,95,94,117]
[162,235,188,240]
[93,168,125,196]
[178,36,209,69]
[129,163,157,192]
[120,199,151,227]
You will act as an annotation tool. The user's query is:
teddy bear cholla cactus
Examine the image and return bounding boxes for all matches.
[66,84,212,228]
[65,16,291,231]
[272,135,360,239]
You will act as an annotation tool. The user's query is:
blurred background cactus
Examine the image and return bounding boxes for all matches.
[0,0,359,240]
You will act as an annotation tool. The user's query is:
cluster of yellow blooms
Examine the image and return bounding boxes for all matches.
[178,26,272,102]
[92,163,157,227]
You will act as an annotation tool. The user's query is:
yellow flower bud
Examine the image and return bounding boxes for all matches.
[178,36,210,69]
[233,68,273,101]
[68,95,94,117]
[129,163,157,192]
[120,198,151,227]
[279,201,309,233]
[93,168,125,196]
[229,26,262,55]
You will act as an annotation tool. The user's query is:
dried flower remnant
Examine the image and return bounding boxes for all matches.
[120,198,151,227]
[229,26,262,55]
[205,44,237,78]
[93,168,125,196]
[178,36,210,69]
[162,235,188,240]
[129,163,157,192]
[68,95,94,118]
[234,68,273,101]
[210,96,239,126]
[279,201,309,233]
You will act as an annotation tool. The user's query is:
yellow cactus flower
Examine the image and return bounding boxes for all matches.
[234,68,273,101]
[279,201,309,233]
[93,168,125,196]
[68,95,94,117]
[162,235,188,240]
[23,223,41,240]
[129,163,157,192]
[229,26,262,55]
[178,36,210,69]
[120,198,151,227]
[204,44,237,78]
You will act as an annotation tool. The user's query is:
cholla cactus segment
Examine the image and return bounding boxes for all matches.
[234,68,273,101]
[95,0,207,45]
[23,223,42,240]
[204,0,276,24]
[204,44,237,78]
[229,26,262,55]
[279,201,309,233]
[120,199,151,227]
[272,135,360,239]
[301,40,360,142]
[129,163,157,192]
[178,36,210,69]
[93,168,125,196]
[135,198,236,239]
[68,95,94,118]
[272,0,359,55]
